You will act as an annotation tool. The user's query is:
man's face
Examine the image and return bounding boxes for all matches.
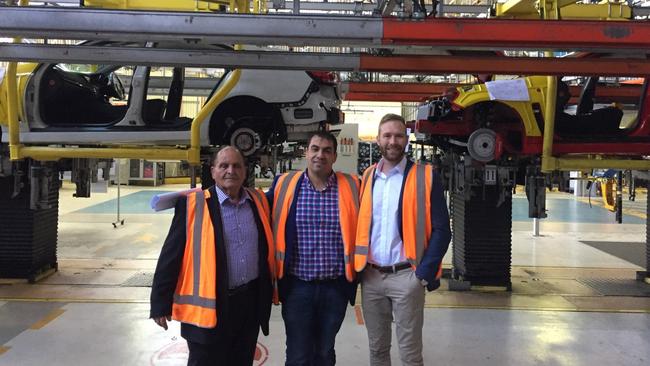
[306,136,337,176]
[377,120,407,164]
[211,148,246,193]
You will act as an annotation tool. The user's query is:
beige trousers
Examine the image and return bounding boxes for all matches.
[361,266,426,366]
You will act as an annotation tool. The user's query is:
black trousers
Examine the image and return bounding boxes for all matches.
[187,280,260,366]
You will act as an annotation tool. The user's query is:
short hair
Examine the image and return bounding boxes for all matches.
[307,131,338,152]
[210,146,246,166]
[378,113,406,134]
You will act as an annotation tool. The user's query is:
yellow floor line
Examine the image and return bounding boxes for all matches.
[423,304,650,313]
[163,177,196,184]
[575,196,647,220]
[354,305,365,325]
[29,308,66,330]
[0,298,149,304]
[0,346,10,356]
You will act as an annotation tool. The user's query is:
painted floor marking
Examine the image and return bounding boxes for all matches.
[29,308,66,330]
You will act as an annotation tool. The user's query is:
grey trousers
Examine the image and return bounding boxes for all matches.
[361,266,426,366]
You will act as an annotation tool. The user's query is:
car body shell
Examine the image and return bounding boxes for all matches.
[414,75,650,159]
[0,43,342,150]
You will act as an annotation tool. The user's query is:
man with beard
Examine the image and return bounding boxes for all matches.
[268,131,360,365]
[355,113,451,366]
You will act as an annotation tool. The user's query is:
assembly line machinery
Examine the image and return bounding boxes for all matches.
[0,0,648,286]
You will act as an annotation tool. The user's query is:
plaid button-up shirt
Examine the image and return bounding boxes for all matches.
[290,171,344,281]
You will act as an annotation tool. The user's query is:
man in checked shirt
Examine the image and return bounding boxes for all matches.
[267,131,360,366]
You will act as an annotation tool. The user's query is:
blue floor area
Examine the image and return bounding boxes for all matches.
[74,190,174,214]
[74,190,645,224]
[512,196,645,224]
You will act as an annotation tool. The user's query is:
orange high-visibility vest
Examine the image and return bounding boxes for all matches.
[272,171,360,282]
[172,187,276,329]
[355,163,441,279]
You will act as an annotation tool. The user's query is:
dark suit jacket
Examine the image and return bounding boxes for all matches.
[266,172,358,305]
[150,185,272,344]
[369,159,452,291]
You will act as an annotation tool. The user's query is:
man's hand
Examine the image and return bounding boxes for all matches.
[153,315,172,330]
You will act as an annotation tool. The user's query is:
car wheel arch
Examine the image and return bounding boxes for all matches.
[207,95,286,146]
[465,101,527,152]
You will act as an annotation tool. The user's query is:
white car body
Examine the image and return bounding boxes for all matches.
[1,41,343,155]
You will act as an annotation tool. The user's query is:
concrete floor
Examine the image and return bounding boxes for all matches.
[1,182,649,366]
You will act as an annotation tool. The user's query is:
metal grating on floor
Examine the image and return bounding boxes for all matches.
[577,278,650,297]
[121,272,154,287]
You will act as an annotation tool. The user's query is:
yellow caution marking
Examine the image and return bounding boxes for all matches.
[29,308,66,330]
[0,298,148,304]
[135,233,156,243]
[575,196,647,220]
[0,346,10,356]
[354,305,365,325]
[163,177,197,184]
[422,303,650,313]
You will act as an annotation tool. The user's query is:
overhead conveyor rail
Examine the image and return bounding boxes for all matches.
[2,43,650,77]
[2,6,650,52]
[342,82,643,103]
[0,41,650,76]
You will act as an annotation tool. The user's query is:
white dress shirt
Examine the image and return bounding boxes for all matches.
[368,156,408,266]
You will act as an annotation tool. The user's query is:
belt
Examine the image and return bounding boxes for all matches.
[288,274,341,283]
[228,279,258,296]
[309,276,342,283]
[369,262,411,274]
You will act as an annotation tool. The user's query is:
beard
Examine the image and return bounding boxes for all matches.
[379,143,405,162]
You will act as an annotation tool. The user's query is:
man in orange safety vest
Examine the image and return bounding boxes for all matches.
[150,146,276,366]
[356,114,451,366]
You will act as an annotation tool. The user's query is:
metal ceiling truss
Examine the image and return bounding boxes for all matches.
[3,1,647,17]
[2,7,650,52]
[1,0,493,16]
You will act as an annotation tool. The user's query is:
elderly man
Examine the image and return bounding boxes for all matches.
[150,146,275,366]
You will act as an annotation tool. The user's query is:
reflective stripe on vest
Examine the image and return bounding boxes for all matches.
[336,172,360,281]
[172,188,278,328]
[354,166,375,271]
[272,171,360,281]
[355,163,435,276]
[402,164,433,267]
[271,171,302,279]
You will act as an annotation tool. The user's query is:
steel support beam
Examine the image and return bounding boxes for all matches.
[268,1,377,13]
[343,82,456,101]
[0,7,382,46]
[0,43,361,70]
[342,92,428,102]
[129,77,644,101]
[346,82,457,94]
[2,7,650,51]
[3,43,650,77]
[343,82,642,102]
[382,17,650,51]
[576,85,642,104]
[358,54,650,77]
